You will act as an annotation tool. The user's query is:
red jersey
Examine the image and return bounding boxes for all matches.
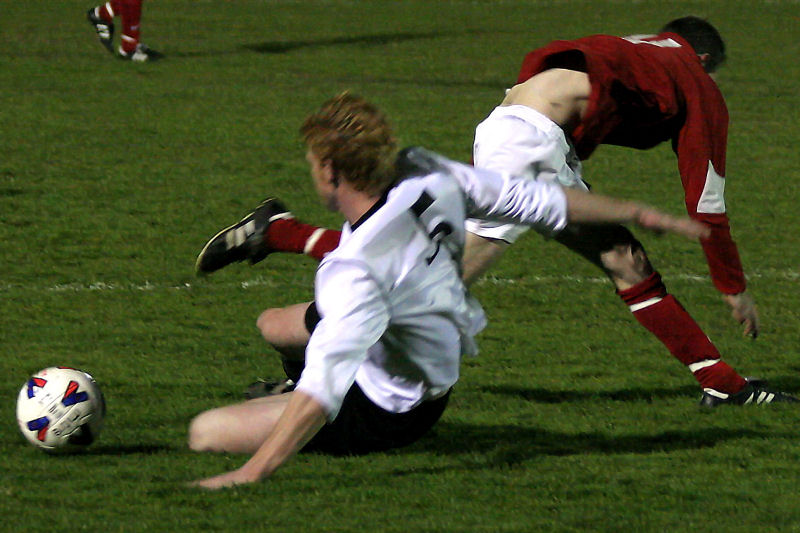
[517,33,746,294]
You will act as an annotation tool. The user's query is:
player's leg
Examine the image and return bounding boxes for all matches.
[188,393,292,454]
[196,197,341,275]
[464,104,585,286]
[86,1,117,54]
[115,0,163,61]
[256,302,313,362]
[189,303,315,451]
[462,233,509,286]
[265,218,341,262]
[245,301,316,398]
[556,223,796,404]
[189,302,319,453]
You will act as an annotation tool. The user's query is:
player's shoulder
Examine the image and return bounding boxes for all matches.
[392,148,467,204]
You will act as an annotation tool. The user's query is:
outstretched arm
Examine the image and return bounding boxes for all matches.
[435,150,708,240]
[563,188,710,240]
[190,390,327,489]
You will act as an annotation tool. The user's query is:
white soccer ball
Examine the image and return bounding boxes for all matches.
[16,367,106,452]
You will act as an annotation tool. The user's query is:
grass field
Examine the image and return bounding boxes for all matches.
[2,1,800,531]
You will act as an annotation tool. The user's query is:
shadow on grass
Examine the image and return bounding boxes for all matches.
[166,29,454,57]
[767,373,800,392]
[389,422,790,476]
[475,383,700,404]
[165,29,509,89]
[476,373,800,404]
[166,30,455,58]
[84,444,174,455]
[241,30,449,54]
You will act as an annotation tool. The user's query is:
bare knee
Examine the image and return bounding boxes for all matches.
[187,410,227,453]
[256,308,283,344]
[256,303,312,350]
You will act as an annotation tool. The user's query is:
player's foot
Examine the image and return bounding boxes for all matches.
[118,43,164,62]
[700,378,799,407]
[195,197,293,275]
[244,378,296,399]
[86,7,115,55]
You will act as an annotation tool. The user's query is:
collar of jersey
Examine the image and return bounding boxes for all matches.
[350,189,391,231]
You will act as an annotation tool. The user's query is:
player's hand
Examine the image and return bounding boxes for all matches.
[635,208,711,240]
[188,468,261,490]
[723,291,759,338]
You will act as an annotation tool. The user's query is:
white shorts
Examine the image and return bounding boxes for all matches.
[466,105,587,243]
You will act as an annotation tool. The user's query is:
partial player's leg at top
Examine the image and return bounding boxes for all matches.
[86,0,163,62]
[195,197,341,275]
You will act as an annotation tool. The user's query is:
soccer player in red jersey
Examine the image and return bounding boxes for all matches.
[196,17,796,406]
[86,0,162,61]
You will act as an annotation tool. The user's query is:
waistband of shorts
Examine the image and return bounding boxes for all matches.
[488,104,562,133]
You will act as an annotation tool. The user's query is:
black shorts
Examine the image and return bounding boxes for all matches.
[303,383,450,456]
[301,301,450,456]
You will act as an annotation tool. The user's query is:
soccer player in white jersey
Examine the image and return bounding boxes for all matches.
[188,93,708,489]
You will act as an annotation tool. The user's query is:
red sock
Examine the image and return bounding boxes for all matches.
[266,219,341,261]
[618,272,747,394]
[117,0,143,53]
[97,2,117,22]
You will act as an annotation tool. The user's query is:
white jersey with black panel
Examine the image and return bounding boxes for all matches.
[296,148,568,420]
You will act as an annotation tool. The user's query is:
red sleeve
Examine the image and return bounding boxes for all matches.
[694,213,746,295]
[675,83,747,295]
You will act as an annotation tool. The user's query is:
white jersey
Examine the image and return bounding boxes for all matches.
[296,148,568,420]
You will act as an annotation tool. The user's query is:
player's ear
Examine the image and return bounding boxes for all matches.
[321,159,339,187]
[697,52,710,69]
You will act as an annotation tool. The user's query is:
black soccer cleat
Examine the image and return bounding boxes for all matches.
[86,7,115,55]
[699,378,799,407]
[245,378,296,400]
[118,43,164,62]
[195,197,293,275]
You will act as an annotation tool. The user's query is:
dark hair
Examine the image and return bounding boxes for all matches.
[300,92,398,196]
[661,16,726,73]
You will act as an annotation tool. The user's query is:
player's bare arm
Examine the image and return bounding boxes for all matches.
[501,69,590,131]
[561,188,710,240]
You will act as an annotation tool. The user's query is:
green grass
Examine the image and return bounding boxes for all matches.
[2,1,800,531]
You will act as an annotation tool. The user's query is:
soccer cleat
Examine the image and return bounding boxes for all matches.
[245,378,296,400]
[118,43,164,62]
[86,7,115,55]
[699,378,799,407]
[195,197,293,275]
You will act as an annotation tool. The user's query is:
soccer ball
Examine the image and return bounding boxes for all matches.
[16,367,106,452]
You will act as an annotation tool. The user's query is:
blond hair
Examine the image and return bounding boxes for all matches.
[300,92,398,195]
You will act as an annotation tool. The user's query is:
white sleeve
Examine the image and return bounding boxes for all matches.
[295,259,390,421]
[449,160,569,235]
[402,147,568,235]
